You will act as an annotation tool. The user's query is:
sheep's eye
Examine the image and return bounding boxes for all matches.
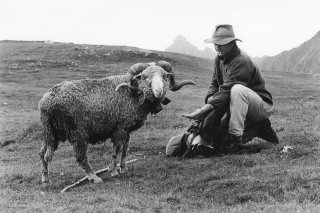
[142,74,148,80]
[135,75,142,80]
[166,73,173,79]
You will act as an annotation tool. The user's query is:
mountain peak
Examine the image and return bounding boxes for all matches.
[165,35,216,59]
[172,35,193,47]
[175,35,187,41]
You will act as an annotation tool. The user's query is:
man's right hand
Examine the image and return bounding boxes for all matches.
[182,104,214,120]
[182,108,205,120]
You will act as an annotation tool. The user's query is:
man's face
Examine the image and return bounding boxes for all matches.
[214,42,234,58]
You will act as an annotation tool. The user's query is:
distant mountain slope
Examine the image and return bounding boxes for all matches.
[256,31,320,74]
[165,35,216,59]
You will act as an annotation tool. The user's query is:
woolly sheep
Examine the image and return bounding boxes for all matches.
[39,60,195,184]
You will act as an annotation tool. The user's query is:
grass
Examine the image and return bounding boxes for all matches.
[1,40,320,212]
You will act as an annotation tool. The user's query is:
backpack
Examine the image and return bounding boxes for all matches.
[166,120,220,158]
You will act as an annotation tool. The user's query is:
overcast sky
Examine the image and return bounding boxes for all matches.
[1,0,319,57]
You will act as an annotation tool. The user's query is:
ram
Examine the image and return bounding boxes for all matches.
[39,61,195,184]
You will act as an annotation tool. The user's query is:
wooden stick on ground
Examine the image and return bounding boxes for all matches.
[61,158,139,193]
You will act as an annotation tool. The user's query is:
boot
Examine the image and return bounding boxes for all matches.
[256,118,279,144]
[221,134,243,153]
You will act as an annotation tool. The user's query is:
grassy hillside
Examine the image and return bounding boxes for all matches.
[1,41,320,212]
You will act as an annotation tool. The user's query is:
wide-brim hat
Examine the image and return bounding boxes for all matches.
[204,24,242,45]
[166,134,187,157]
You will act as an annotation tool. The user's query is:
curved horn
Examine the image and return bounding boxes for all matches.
[169,80,196,91]
[155,60,173,73]
[125,63,150,82]
[155,60,196,91]
[117,63,151,92]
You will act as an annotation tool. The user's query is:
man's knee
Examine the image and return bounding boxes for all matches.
[231,84,248,99]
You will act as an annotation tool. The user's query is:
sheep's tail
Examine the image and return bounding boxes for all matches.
[40,113,59,151]
[40,108,75,150]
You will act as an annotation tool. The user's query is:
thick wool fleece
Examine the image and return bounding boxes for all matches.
[39,75,150,148]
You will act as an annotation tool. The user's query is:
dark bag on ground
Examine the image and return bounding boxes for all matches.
[166,120,222,158]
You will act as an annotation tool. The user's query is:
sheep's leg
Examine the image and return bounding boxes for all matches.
[109,143,121,177]
[40,140,51,184]
[40,130,59,185]
[120,138,129,174]
[110,131,129,177]
[72,140,102,183]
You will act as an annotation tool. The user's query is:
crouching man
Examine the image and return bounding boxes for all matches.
[182,24,278,154]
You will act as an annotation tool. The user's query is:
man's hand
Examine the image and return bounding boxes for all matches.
[182,108,205,120]
[182,104,214,120]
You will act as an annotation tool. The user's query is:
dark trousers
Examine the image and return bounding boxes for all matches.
[199,108,270,151]
[199,107,230,150]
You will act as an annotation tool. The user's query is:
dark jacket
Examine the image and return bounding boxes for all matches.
[205,44,273,109]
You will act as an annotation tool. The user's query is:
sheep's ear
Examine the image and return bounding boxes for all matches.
[166,73,174,78]
[115,83,129,91]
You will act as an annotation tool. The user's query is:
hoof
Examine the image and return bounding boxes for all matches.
[111,169,119,177]
[119,167,128,174]
[42,180,52,187]
[41,175,52,186]
[88,174,103,183]
[41,179,53,189]
[41,174,50,184]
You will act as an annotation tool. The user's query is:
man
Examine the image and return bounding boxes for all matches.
[182,24,278,152]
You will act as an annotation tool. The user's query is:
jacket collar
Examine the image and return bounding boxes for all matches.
[218,44,240,64]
